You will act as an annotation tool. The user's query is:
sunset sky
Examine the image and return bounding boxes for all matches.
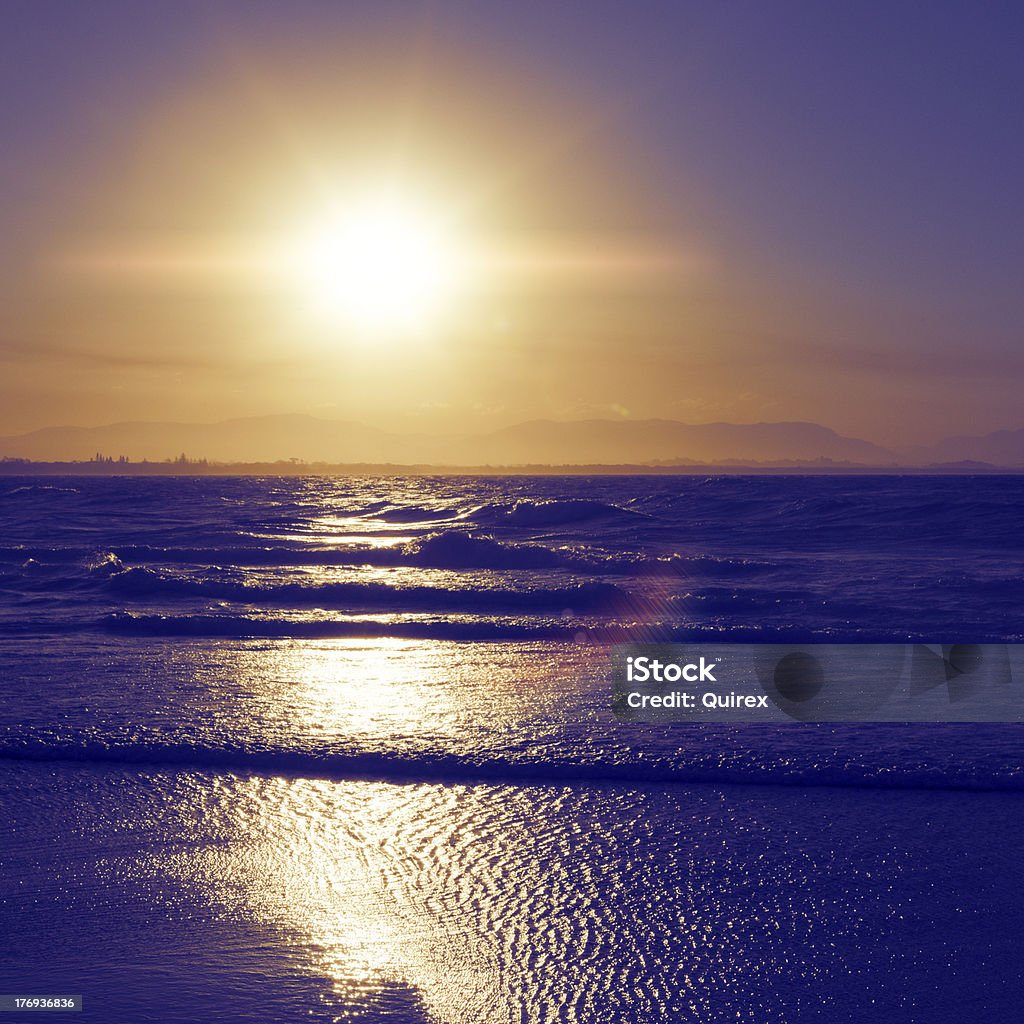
[3,1,1023,445]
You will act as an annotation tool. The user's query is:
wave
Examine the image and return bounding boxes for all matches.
[87,551,126,577]
[100,612,582,641]
[475,498,649,528]
[92,612,882,643]
[0,735,1019,793]
[0,536,607,572]
[1,538,775,581]
[105,567,629,613]
[369,505,463,523]
[36,535,638,573]
[2,484,80,498]
[400,532,598,570]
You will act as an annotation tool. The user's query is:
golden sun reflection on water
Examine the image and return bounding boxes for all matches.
[245,531,416,547]
[237,637,586,751]
[141,639,868,1022]
[162,776,504,1022]
[152,769,869,1024]
[270,639,456,739]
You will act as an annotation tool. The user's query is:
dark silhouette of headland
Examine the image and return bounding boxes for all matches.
[2,414,1023,473]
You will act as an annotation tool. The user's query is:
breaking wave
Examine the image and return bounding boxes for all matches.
[105,567,629,613]
[99,612,581,641]
[1,735,1021,793]
[476,498,649,527]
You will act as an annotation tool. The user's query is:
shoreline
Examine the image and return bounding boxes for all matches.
[1,462,1018,477]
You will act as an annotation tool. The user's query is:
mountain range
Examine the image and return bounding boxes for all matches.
[1,414,1023,467]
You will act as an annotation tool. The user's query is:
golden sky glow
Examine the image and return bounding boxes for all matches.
[25,51,701,427]
[3,6,1023,446]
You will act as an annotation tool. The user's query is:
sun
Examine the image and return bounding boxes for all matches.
[288,192,466,335]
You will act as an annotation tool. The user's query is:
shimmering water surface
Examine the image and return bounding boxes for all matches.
[1,476,1023,1022]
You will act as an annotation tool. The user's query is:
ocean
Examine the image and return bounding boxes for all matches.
[1,474,1023,1022]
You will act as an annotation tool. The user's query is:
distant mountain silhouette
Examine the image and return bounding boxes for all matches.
[906,428,1024,467]
[0,414,905,466]
[453,418,895,465]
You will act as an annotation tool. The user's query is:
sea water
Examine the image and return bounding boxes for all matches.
[1,475,1023,1022]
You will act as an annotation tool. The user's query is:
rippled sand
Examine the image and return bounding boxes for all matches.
[3,765,1023,1022]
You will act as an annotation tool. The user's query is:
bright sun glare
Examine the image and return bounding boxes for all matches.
[289,193,465,335]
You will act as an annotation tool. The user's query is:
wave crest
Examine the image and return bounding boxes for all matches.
[105,567,628,613]
[0,736,1017,793]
